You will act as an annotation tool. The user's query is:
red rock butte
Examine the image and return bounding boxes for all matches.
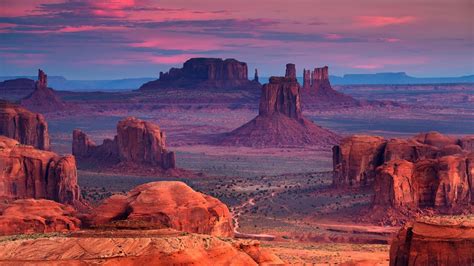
[390,216,474,266]
[219,64,340,147]
[73,116,176,170]
[20,69,66,113]
[0,136,83,208]
[88,181,234,237]
[139,57,261,90]
[0,100,50,150]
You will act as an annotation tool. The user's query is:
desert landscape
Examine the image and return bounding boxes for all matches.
[1,0,473,265]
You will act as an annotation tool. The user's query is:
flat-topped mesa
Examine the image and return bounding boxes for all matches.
[140,57,261,90]
[0,136,83,208]
[0,100,50,150]
[332,131,474,188]
[259,73,302,120]
[20,69,66,113]
[73,117,176,170]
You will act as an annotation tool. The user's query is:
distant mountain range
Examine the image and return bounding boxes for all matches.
[1,72,472,91]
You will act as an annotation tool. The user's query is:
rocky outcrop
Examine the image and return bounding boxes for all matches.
[301,66,360,107]
[0,136,83,207]
[219,64,340,147]
[333,131,474,187]
[139,58,261,90]
[373,154,473,210]
[88,181,234,237]
[332,135,386,186]
[0,100,50,150]
[253,68,259,82]
[390,216,474,266]
[0,229,284,265]
[20,69,66,113]
[0,199,80,236]
[73,117,175,169]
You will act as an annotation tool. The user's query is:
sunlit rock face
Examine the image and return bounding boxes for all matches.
[88,181,234,237]
[0,100,50,150]
[390,216,474,266]
[0,136,82,207]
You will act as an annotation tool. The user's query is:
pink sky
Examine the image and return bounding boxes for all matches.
[0,0,472,79]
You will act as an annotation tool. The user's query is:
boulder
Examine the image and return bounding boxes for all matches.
[0,136,83,208]
[88,181,234,237]
[0,199,80,236]
[140,58,261,90]
[0,100,50,150]
[73,117,175,169]
[390,216,474,266]
[219,64,340,147]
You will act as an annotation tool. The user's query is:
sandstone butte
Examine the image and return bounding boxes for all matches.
[301,65,360,107]
[20,69,66,113]
[333,131,474,216]
[87,181,234,237]
[0,100,50,150]
[333,131,474,187]
[390,216,474,266]
[219,63,341,147]
[0,229,284,265]
[73,116,176,170]
[0,136,84,208]
[139,57,261,90]
[0,199,80,236]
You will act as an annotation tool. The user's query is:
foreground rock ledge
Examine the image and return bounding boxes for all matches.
[88,181,234,237]
[390,216,474,266]
[0,229,284,265]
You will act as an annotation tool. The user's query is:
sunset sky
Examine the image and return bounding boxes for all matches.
[0,0,473,79]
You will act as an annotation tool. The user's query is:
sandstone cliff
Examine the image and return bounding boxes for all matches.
[20,69,66,113]
[0,199,80,236]
[0,100,50,150]
[390,216,474,266]
[73,117,175,170]
[139,58,261,90]
[219,64,340,147]
[0,136,83,208]
[333,131,473,187]
[88,181,234,237]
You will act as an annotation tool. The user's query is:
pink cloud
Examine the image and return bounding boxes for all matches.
[58,25,127,33]
[150,54,200,64]
[356,16,416,27]
[352,64,381,69]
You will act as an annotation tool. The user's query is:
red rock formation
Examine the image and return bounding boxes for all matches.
[390,216,474,266]
[0,136,83,207]
[20,69,66,113]
[219,64,340,147]
[301,66,360,107]
[0,199,80,236]
[333,131,474,187]
[333,135,386,187]
[374,154,473,210]
[140,58,261,90]
[253,68,259,82]
[0,100,50,150]
[0,229,284,265]
[88,181,234,237]
[73,117,175,169]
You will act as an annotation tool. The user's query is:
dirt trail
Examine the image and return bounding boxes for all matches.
[231,197,276,240]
